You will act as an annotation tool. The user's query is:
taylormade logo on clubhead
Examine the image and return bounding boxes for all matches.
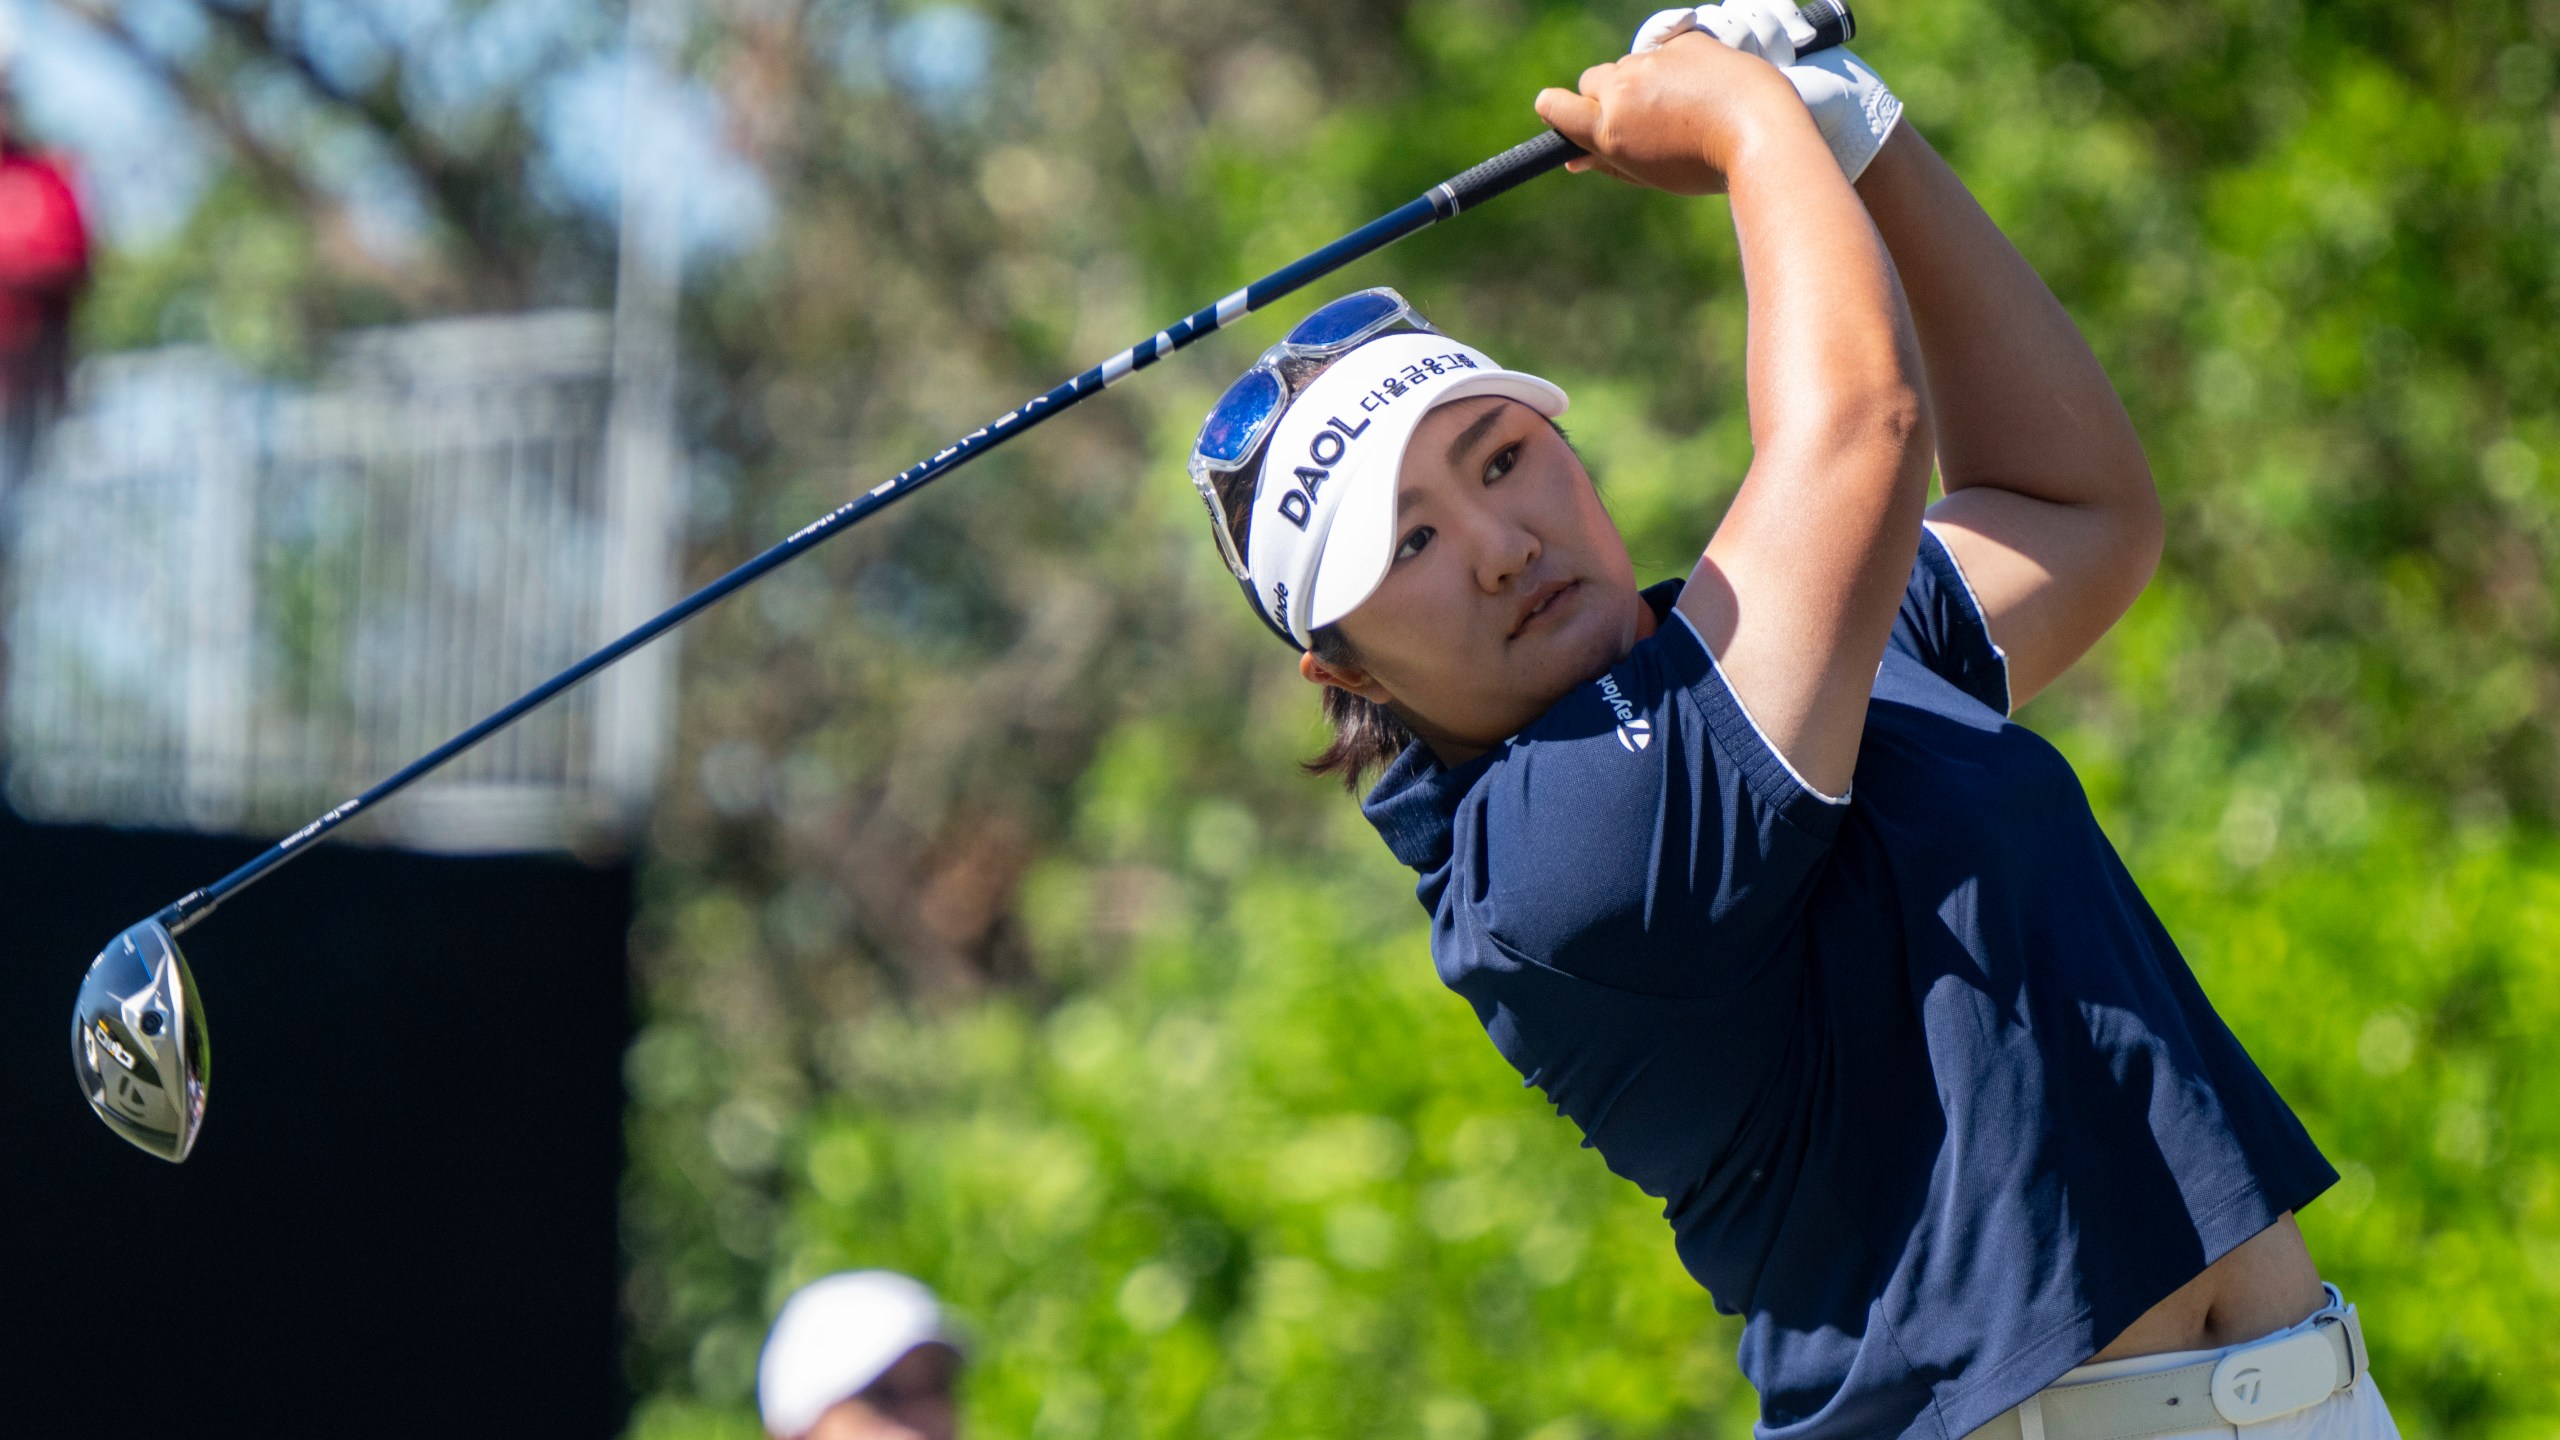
[1597,674,1651,751]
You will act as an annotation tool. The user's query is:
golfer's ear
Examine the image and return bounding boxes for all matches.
[1300,649,1392,704]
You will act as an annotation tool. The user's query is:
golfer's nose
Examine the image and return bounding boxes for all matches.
[1457,503,1538,594]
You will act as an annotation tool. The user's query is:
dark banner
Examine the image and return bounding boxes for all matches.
[0,810,631,1437]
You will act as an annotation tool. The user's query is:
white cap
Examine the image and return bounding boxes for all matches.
[1244,330,1568,647]
[757,1271,955,1438]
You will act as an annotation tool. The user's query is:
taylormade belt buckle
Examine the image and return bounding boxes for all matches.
[2209,1322,2342,1424]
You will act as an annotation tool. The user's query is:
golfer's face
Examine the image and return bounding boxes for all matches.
[806,1345,959,1440]
[1336,397,1645,748]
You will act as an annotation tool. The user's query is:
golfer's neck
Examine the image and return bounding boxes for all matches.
[1418,606,1660,772]
[1420,728,1491,772]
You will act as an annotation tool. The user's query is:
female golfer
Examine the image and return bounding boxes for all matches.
[1185,6,2397,1439]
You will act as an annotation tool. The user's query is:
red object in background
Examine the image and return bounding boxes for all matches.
[0,141,88,404]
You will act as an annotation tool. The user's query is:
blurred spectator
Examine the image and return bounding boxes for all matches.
[757,1271,963,1440]
[0,20,90,488]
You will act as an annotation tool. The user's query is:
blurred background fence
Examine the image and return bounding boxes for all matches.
[2,308,676,849]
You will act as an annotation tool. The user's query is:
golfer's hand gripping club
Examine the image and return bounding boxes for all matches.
[1440,0,1855,209]
[71,0,1854,1161]
[1633,0,1897,180]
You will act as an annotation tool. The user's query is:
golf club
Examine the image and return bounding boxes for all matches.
[70,0,1856,1163]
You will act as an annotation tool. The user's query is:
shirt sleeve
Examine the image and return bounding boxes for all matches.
[1892,521,2011,715]
[1451,609,1845,997]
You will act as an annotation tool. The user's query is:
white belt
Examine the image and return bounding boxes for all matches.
[1965,1292,2368,1440]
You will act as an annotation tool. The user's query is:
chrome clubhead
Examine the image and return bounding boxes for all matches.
[71,919,210,1162]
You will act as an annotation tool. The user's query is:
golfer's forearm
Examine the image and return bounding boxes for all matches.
[1692,111,1933,792]
[1854,127,2154,513]
[1728,119,1930,492]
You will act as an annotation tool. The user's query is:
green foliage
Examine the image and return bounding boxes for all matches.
[2145,806,2560,1435]
[79,175,351,371]
[634,737,1760,1440]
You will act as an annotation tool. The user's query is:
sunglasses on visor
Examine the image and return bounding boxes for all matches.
[1187,287,1439,585]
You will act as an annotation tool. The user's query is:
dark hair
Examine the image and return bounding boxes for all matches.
[1205,349,1419,792]
[1304,623,1419,791]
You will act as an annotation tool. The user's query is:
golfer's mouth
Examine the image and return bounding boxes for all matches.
[1510,579,1578,639]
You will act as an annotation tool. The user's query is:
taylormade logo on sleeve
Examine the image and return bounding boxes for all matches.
[1597,674,1651,752]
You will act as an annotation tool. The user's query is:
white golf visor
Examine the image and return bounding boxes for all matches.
[757,1270,956,1437]
[1244,331,1568,647]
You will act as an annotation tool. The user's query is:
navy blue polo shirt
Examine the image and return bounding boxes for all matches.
[1363,526,2335,1440]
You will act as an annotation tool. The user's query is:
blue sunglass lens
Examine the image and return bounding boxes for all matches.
[1197,367,1286,466]
[1285,291,1401,350]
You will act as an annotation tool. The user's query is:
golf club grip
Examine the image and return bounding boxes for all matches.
[1435,0,1856,215]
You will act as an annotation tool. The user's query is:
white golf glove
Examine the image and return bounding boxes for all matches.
[1631,0,1902,183]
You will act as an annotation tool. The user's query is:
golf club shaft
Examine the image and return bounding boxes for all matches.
[155,0,1854,936]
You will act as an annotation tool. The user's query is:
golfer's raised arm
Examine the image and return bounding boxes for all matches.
[1539,35,1932,799]
[1853,126,2164,710]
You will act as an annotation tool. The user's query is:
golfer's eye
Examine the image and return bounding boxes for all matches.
[1394,526,1436,562]
[1484,443,1519,485]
